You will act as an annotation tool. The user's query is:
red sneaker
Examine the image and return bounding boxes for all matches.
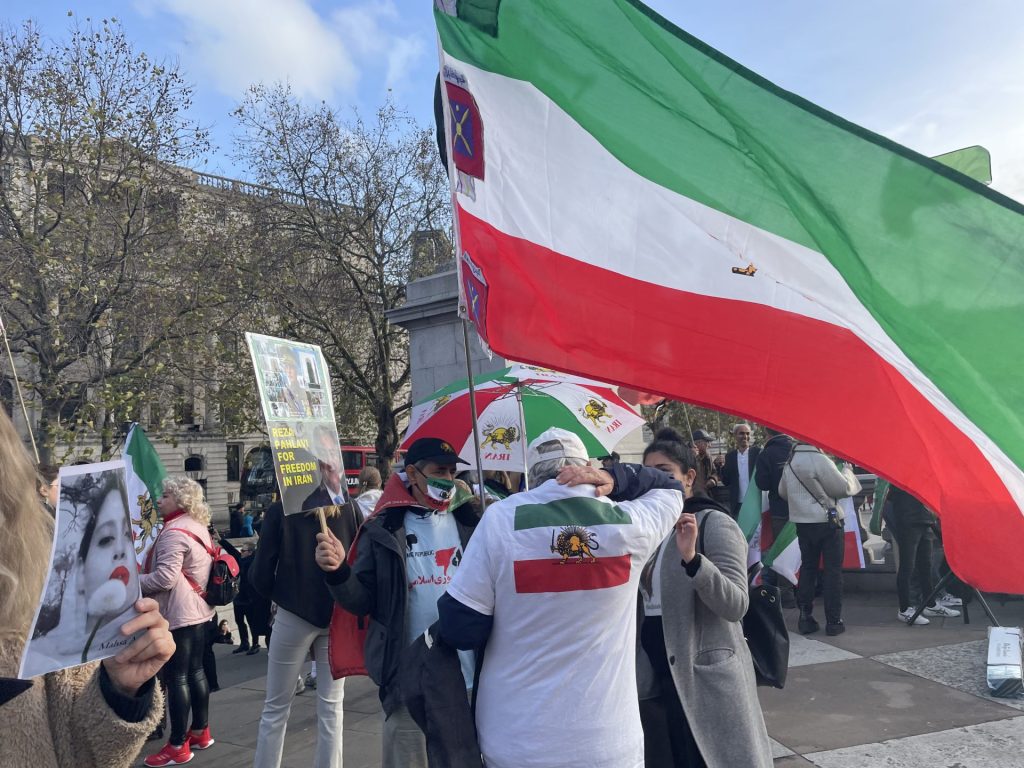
[188,726,215,750]
[144,741,193,766]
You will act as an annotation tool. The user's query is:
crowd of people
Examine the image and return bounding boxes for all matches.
[1,402,968,768]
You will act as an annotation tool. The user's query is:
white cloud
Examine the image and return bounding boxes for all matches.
[143,0,425,102]
[876,74,1024,203]
[332,2,425,91]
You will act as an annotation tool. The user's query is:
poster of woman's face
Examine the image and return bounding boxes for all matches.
[19,460,141,679]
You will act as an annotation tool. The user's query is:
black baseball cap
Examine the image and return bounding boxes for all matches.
[692,429,714,442]
[404,437,469,467]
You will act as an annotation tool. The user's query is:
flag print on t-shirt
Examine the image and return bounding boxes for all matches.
[406,514,464,590]
[512,496,633,593]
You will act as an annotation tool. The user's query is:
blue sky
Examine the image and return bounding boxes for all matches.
[7,1,1024,200]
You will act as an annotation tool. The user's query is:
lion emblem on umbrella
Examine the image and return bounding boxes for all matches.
[581,398,609,427]
[481,425,519,449]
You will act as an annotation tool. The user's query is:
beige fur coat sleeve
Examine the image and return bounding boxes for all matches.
[1,637,164,768]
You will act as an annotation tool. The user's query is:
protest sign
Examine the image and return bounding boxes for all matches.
[20,461,141,678]
[245,332,346,515]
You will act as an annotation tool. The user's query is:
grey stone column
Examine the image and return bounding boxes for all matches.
[387,269,507,403]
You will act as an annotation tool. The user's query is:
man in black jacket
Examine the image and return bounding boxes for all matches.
[720,423,762,518]
[754,428,797,606]
[315,437,477,768]
[248,496,362,767]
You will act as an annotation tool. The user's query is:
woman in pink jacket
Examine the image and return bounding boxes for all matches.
[140,476,216,767]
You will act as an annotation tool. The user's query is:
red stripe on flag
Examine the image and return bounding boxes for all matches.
[514,554,631,593]
[760,510,774,552]
[457,205,1024,593]
[843,531,864,570]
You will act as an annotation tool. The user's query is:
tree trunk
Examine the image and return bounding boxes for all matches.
[37,401,61,465]
[100,409,116,460]
[373,402,401,481]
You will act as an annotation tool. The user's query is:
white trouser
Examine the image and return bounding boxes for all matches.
[253,608,345,768]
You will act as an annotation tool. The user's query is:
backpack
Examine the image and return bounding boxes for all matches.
[179,530,241,607]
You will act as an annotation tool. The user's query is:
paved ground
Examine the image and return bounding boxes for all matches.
[136,590,1024,767]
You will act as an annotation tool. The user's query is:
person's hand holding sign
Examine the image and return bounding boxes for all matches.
[315,530,346,572]
[101,598,175,697]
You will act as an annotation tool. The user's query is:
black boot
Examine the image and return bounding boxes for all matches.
[826,619,846,636]
[798,608,820,635]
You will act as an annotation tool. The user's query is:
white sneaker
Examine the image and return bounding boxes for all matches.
[294,676,306,695]
[898,608,929,625]
[923,604,961,618]
[937,592,963,607]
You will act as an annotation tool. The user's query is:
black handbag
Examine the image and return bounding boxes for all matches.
[698,513,789,688]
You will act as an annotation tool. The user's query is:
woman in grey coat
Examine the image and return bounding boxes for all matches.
[639,428,772,768]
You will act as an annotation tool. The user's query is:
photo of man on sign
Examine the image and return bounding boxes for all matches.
[302,425,348,510]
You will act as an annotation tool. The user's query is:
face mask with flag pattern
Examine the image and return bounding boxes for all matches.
[422,476,455,511]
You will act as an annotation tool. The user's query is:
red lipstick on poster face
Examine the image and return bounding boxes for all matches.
[110,566,130,586]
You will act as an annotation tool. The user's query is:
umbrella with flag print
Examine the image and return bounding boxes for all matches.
[401,364,644,475]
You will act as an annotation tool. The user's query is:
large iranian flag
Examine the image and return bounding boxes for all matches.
[435,1,1024,593]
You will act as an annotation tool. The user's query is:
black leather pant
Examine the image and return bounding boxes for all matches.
[167,622,210,745]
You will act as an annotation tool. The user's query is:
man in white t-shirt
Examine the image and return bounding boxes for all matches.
[437,428,685,768]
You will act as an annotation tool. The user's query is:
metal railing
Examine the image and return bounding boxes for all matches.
[191,170,306,207]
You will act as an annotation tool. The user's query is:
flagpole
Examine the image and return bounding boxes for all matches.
[0,312,39,462]
[461,320,488,511]
[516,384,529,490]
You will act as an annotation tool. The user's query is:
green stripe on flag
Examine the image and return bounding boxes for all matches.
[437,0,1024,478]
[514,496,631,530]
[762,521,797,567]
[125,425,167,500]
[458,0,502,36]
[869,478,890,536]
[736,474,763,541]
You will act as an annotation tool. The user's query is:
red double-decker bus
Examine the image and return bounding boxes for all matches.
[341,446,404,492]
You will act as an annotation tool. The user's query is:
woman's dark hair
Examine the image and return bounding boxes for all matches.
[37,464,59,485]
[643,427,697,474]
[76,471,130,562]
